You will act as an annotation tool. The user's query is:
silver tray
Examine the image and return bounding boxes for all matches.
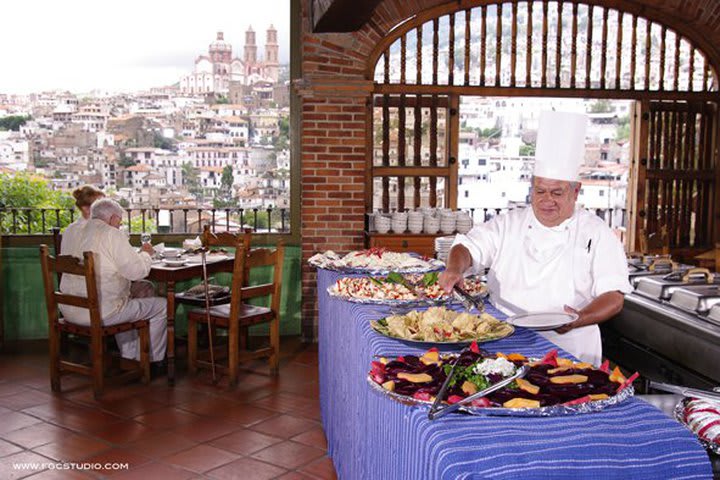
[673,397,720,455]
[367,375,634,417]
[327,285,488,307]
[668,285,720,314]
[369,318,514,346]
[308,255,445,275]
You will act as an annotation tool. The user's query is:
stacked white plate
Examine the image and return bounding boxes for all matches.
[434,236,455,262]
[456,211,474,234]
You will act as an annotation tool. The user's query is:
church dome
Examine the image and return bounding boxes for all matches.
[210,32,231,52]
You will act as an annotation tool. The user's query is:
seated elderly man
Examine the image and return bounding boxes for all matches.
[59,198,167,364]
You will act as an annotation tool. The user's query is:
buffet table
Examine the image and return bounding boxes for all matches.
[317,268,713,479]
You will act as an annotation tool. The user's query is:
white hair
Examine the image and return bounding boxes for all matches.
[90,198,124,222]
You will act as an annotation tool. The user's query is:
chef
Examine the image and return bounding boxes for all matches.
[439,111,631,365]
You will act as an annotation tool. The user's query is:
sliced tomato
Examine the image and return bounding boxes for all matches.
[470,397,491,408]
[447,395,465,405]
[539,349,559,367]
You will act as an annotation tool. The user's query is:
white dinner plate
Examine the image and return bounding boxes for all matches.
[162,259,188,267]
[506,311,578,331]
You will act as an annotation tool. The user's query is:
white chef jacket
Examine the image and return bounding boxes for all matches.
[59,219,153,323]
[452,207,631,365]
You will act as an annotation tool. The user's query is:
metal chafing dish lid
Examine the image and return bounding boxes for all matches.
[668,284,720,314]
[634,268,718,301]
[705,304,720,326]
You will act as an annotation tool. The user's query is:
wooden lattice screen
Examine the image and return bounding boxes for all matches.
[371,94,456,212]
[368,0,720,250]
[371,1,718,93]
[632,100,719,250]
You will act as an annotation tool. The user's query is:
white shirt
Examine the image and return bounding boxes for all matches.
[452,207,631,365]
[60,217,87,256]
[59,219,153,324]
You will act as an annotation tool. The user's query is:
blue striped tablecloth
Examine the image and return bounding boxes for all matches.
[317,268,713,480]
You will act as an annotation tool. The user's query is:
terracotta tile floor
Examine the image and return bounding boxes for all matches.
[0,338,336,479]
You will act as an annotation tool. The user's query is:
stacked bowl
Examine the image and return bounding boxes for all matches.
[374,213,391,234]
[408,211,424,234]
[439,211,457,234]
[455,211,474,234]
[391,211,408,233]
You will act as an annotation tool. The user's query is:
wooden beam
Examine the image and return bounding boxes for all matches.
[312,0,383,33]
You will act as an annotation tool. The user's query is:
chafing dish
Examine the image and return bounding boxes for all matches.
[706,304,720,327]
[627,256,692,288]
[634,268,717,301]
[668,284,720,314]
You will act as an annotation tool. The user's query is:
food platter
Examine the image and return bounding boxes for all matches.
[308,248,444,274]
[328,273,487,306]
[507,312,578,331]
[368,347,636,417]
[674,396,720,454]
[370,307,514,345]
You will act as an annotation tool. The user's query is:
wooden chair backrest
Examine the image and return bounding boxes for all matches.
[228,243,285,320]
[39,245,103,333]
[201,225,253,277]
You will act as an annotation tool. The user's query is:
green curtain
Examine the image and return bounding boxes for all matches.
[1,245,302,341]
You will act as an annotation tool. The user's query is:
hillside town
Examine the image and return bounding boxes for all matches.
[0,26,290,230]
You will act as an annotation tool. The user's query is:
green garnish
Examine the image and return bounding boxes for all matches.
[422,271,439,287]
[385,272,406,285]
[368,276,384,286]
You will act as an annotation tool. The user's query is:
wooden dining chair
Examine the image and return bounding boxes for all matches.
[187,237,284,386]
[174,226,254,308]
[39,245,150,398]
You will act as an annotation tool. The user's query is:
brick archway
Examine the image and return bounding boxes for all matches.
[298,0,720,338]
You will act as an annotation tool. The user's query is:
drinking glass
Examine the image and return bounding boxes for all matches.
[140,232,152,246]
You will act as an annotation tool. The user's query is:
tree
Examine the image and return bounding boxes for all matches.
[616,116,631,141]
[0,115,30,131]
[153,132,177,151]
[182,162,201,197]
[0,173,75,233]
[519,143,536,156]
[214,165,235,209]
[589,100,613,113]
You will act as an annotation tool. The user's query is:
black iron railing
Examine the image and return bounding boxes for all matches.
[465,207,628,229]
[0,207,290,235]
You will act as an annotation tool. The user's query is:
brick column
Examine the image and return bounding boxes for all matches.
[297,78,373,340]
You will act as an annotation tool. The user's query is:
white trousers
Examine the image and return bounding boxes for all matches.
[104,297,167,362]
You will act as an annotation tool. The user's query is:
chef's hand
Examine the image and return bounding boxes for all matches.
[554,305,582,334]
[438,269,464,294]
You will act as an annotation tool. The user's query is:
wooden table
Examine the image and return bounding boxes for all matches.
[147,254,234,385]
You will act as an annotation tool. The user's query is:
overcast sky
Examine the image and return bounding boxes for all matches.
[0,0,290,94]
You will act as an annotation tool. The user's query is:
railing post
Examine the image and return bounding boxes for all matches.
[126,209,132,233]
[281,208,286,232]
[253,208,259,232]
[267,208,272,233]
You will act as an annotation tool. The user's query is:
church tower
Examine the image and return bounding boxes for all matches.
[264,25,279,83]
[209,32,232,74]
[244,26,258,74]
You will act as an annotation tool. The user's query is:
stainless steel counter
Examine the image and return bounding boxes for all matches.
[601,293,720,388]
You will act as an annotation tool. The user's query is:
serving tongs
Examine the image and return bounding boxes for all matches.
[428,363,530,420]
[453,285,485,314]
[649,380,720,403]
